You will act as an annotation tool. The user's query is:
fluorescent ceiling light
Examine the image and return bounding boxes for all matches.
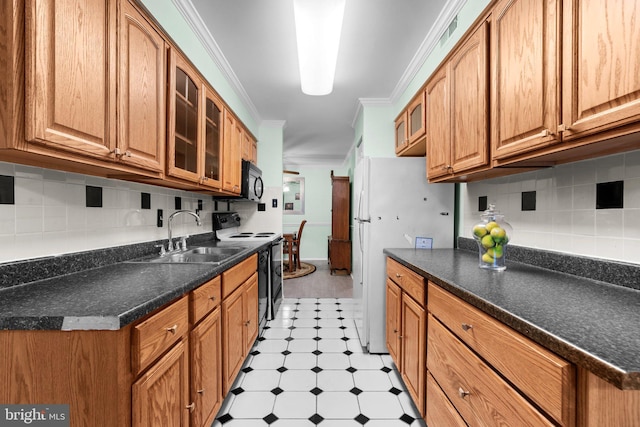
[293,0,346,96]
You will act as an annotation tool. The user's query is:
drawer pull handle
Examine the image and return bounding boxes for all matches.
[166,324,178,334]
[395,273,402,278]
[458,387,470,399]
[186,402,195,412]
[461,323,473,332]
[197,389,205,395]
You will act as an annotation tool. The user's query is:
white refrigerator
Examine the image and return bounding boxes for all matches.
[353,156,454,353]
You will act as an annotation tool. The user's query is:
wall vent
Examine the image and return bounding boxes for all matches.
[439,15,458,47]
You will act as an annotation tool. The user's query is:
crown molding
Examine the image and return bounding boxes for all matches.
[389,0,467,103]
[172,0,262,125]
[260,120,287,130]
[351,98,392,129]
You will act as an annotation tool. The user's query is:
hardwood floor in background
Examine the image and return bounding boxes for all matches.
[283,262,352,299]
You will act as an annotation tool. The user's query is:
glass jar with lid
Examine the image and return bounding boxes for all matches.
[472,204,513,271]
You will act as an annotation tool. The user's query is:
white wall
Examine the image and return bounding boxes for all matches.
[461,150,640,264]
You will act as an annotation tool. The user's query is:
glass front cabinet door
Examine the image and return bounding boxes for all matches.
[201,89,223,189]
[168,50,203,183]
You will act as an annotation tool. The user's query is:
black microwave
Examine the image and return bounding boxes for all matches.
[216,160,263,202]
[242,160,264,201]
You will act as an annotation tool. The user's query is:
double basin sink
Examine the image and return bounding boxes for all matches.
[131,245,247,265]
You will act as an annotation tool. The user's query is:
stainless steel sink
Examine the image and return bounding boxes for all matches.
[130,246,247,264]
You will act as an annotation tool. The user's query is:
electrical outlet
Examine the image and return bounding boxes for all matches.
[157,209,163,227]
[272,199,278,208]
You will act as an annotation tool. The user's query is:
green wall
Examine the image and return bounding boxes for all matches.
[283,166,350,260]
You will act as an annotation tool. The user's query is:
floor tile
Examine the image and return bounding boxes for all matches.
[316,370,355,391]
[249,353,286,370]
[317,353,351,370]
[352,370,393,391]
[228,391,276,418]
[349,353,384,370]
[293,318,318,328]
[239,369,282,391]
[290,327,318,339]
[317,339,348,353]
[279,369,317,391]
[316,392,361,419]
[358,391,406,419]
[287,339,317,353]
[272,391,316,419]
[254,339,289,353]
[283,353,317,369]
[214,297,425,427]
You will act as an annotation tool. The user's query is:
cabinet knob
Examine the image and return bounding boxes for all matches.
[458,387,470,399]
[166,324,178,334]
[395,273,402,278]
[245,320,251,326]
[461,323,473,332]
[197,389,205,395]
[185,402,195,412]
[558,123,571,132]
[209,296,216,301]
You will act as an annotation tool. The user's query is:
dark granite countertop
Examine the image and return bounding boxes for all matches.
[384,248,640,391]
[0,241,268,331]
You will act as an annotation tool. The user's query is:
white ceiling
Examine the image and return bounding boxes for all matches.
[183,0,458,168]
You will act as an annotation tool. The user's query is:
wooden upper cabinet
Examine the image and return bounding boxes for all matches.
[394,114,408,154]
[201,88,223,189]
[222,109,242,194]
[450,22,489,174]
[407,92,426,146]
[562,0,640,141]
[427,21,489,182]
[395,92,426,156]
[118,0,165,173]
[168,50,204,182]
[25,0,116,158]
[242,131,258,164]
[426,67,450,180]
[491,0,561,161]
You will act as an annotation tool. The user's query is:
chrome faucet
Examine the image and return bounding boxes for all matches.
[166,210,202,253]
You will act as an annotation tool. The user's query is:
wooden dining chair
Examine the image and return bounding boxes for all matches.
[284,220,306,271]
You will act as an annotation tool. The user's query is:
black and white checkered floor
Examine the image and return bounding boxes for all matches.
[213,298,426,426]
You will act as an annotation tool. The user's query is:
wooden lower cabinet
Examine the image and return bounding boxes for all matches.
[190,307,223,427]
[132,339,190,427]
[385,258,426,417]
[222,272,258,393]
[400,292,426,414]
[328,238,351,274]
[0,258,259,427]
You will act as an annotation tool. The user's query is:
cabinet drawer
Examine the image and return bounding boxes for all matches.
[426,371,468,427]
[132,296,189,375]
[428,283,575,426]
[191,276,221,325]
[386,258,425,306]
[222,254,257,299]
[428,315,554,426]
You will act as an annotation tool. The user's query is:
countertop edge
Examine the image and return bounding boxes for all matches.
[0,242,270,332]
[384,249,640,391]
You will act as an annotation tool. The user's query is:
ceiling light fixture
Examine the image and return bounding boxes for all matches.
[293,0,346,96]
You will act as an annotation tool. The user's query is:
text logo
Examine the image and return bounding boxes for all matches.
[0,405,69,427]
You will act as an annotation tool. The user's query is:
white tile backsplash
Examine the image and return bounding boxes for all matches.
[462,150,640,264]
[0,162,224,263]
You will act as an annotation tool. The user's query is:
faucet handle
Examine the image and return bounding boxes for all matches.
[180,236,189,251]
